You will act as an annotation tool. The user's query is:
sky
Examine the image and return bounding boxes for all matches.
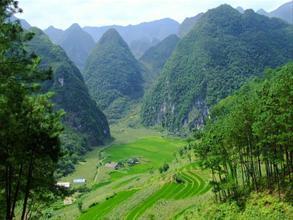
[17,0,289,29]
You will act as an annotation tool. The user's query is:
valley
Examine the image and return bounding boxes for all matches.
[50,122,211,219]
[0,1,292,219]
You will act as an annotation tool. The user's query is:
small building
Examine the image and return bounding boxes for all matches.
[56,182,70,188]
[73,178,86,184]
[105,162,118,169]
[63,197,73,205]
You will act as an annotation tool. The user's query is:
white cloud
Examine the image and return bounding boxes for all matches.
[17,0,289,29]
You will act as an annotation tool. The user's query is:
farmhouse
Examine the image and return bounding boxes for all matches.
[73,178,86,184]
[105,162,118,169]
[56,182,70,188]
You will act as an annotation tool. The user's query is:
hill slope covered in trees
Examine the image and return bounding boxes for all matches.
[140,34,179,81]
[141,5,293,132]
[83,29,144,123]
[28,28,110,175]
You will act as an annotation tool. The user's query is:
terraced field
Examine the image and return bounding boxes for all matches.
[53,128,211,220]
[78,165,210,220]
[79,190,138,220]
[125,166,210,220]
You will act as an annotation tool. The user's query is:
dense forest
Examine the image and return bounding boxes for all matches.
[195,63,292,202]
[141,5,293,132]
[27,28,110,176]
[83,29,144,122]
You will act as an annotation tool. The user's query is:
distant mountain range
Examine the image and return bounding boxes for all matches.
[257,1,293,24]
[179,1,292,38]
[83,18,180,58]
[12,1,291,71]
[44,23,95,70]
[141,5,293,132]
[140,34,179,82]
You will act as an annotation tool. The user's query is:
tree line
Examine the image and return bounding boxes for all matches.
[194,63,292,202]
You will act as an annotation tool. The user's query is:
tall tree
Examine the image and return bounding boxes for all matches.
[195,63,293,202]
[0,1,63,219]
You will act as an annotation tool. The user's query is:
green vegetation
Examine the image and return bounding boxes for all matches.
[0,2,63,219]
[79,190,138,220]
[140,34,179,82]
[48,124,213,219]
[83,28,144,123]
[3,2,292,219]
[195,63,292,202]
[126,165,210,220]
[142,5,293,132]
[178,13,203,37]
[27,28,110,176]
[176,192,293,220]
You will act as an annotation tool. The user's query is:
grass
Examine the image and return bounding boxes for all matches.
[104,136,186,179]
[79,190,138,220]
[50,121,212,220]
[125,165,211,220]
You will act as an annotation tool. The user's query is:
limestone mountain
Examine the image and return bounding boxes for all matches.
[83,29,144,122]
[270,1,293,24]
[256,2,292,24]
[257,9,270,17]
[140,34,179,81]
[27,28,111,147]
[10,16,31,29]
[44,25,64,44]
[141,5,293,132]
[58,23,95,70]
[236,6,245,13]
[179,13,204,37]
[83,18,179,57]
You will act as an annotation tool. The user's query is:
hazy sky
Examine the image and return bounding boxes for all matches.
[17,0,289,29]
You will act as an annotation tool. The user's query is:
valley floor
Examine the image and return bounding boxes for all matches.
[48,116,292,220]
[49,122,212,220]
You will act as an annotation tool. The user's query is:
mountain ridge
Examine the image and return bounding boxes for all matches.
[83,28,144,123]
[141,4,293,132]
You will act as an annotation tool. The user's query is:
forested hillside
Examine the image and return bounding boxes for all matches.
[83,29,144,123]
[142,5,293,132]
[179,13,203,37]
[191,62,292,217]
[27,28,110,175]
[140,34,179,81]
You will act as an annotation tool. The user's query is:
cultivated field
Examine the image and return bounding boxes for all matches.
[51,125,211,220]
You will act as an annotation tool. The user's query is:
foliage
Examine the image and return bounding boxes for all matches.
[195,63,293,202]
[140,34,179,81]
[27,28,111,147]
[83,28,144,123]
[178,13,203,37]
[159,163,170,173]
[141,5,293,132]
[177,192,293,220]
[0,1,63,219]
[26,28,111,176]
